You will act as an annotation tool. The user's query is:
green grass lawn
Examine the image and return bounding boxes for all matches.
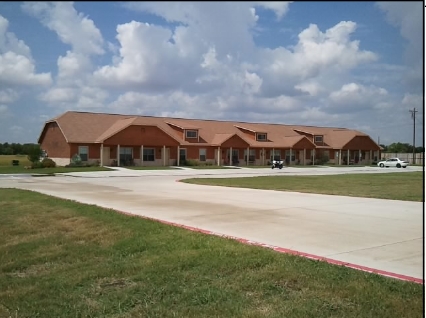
[0,189,422,317]
[0,155,112,174]
[182,172,423,202]
[0,154,31,166]
[245,165,329,168]
[0,166,112,174]
[185,165,240,169]
[124,166,179,170]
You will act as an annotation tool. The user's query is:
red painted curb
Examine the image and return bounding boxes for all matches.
[115,209,423,285]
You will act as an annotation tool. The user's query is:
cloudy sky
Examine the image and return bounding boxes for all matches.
[0,1,423,145]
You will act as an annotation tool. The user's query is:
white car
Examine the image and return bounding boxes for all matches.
[377,158,409,168]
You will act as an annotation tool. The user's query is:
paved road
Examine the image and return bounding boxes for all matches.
[0,165,423,282]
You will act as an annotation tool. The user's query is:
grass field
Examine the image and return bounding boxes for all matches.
[0,189,422,317]
[0,155,31,166]
[182,172,423,202]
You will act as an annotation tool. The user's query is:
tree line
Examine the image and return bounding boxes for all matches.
[0,143,42,155]
[379,143,424,153]
[0,142,424,156]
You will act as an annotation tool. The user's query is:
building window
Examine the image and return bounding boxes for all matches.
[143,148,155,161]
[199,148,206,161]
[244,149,256,162]
[314,135,323,143]
[271,150,281,161]
[257,133,267,141]
[120,147,133,164]
[285,150,295,162]
[78,146,88,161]
[186,130,198,138]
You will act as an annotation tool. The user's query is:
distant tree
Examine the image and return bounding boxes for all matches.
[415,146,425,153]
[386,142,411,153]
[3,147,13,155]
[27,144,42,163]
[11,143,23,155]
[22,143,39,155]
[379,144,387,152]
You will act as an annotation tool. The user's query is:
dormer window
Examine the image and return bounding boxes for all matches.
[256,133,267,141]
[314,135,323,143]
[186,130,198,138]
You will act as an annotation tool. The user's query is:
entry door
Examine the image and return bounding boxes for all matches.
[179,148,187,162]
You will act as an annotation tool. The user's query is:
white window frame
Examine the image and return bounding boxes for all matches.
[314,135,323,143]
[256,133,267,141]
[199,148,206,161]
[186,130,198,138]
[78,146,88,162]
[143,148,155,161]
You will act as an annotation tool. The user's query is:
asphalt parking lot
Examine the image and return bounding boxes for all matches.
[0,165,423,282]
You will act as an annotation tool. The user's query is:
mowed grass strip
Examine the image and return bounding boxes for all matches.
[183,172,423,202]
[0,165,113,174]
[0,155,113,174]
[0,189,423,318]
[125,166,179,170]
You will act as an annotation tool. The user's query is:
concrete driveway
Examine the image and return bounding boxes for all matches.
[0,165,423,283]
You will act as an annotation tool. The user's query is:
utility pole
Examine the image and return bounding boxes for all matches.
[409,108,417,164]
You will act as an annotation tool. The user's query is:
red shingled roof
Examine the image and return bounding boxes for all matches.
[38,111,380,150]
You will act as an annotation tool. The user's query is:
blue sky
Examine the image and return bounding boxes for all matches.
[0,1,423,146]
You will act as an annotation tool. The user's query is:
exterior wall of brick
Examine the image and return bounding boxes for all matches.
[70,144,101,160]
[342,136,378,151]
[293,138,316,150]
[104,126,179,146]
[221,135,250,148]
[40,122,70,159]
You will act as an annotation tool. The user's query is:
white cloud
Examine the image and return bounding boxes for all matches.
[0,15,52,87]
[123,2,259,58]
[40,87,77,103]
[253,2,292,20]
[57,51,92,83]
[257,21,377,97]
[328,83,388,112]
[0,89,19,103]
[0,104,8,113]
[300,107,341,122]
[23,2,109,111]
[294,21,376,72]
[376,2,423,93]
[0,16,32,58]
[22,2,104,55]
[402,93,423,110]
[294,81,323,96]
[0,51,52,86]
[376,2,422,63]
